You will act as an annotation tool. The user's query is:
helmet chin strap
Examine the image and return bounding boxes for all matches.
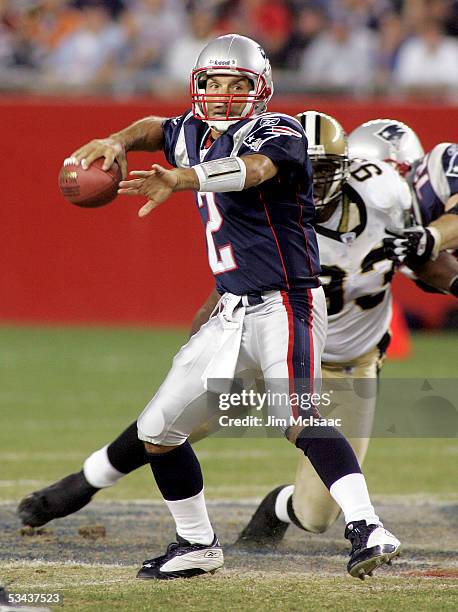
[323,179,342,206]
[205,104,261,134]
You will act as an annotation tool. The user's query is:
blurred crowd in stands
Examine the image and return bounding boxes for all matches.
[1,0,457,98]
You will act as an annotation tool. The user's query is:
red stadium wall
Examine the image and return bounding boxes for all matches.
[1,96,457,327]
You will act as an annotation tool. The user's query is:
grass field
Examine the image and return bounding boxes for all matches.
[0,326,457,610]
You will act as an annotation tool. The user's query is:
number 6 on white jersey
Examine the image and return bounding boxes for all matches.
[197,192,237,274]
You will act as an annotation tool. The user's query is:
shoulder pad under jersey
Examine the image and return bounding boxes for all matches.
[347,158,412,227]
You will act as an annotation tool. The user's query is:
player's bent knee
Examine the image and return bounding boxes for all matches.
[137,409,188,447]
[302,520,332,534]
[293,504,340,534]
[137,404,166,443]
[296,511,339,534]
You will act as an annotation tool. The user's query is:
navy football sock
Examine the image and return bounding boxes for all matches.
[147,440,203,501]
[147,441,215,543]
[295,426,361,490]
[106,421,149,474]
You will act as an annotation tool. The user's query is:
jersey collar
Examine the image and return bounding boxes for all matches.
[315,183,367,243]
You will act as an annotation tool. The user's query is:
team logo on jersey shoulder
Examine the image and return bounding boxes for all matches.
[375,124,406,148]
[244,120,302,151]
[445,145,458,177]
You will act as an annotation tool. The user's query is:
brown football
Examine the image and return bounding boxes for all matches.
[58,157,122,208]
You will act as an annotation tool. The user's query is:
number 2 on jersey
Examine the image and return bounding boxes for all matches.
[197,192,237,274]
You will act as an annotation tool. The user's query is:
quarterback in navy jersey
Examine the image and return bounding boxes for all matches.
[25,35,402,581]
[160,109,320,295]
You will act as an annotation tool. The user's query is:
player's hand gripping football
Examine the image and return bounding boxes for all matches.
[383,226,440,266]
[67,137,128,179]
[118,164,178,217]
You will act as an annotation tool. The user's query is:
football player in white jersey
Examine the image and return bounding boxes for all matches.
[349,120,458,295]
[236,113,458,546]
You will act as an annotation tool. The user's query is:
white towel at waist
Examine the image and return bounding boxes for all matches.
[202,293,246,393]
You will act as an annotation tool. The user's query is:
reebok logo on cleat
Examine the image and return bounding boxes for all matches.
[204,551,221,558]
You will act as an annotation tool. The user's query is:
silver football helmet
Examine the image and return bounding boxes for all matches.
[348,119,424,177]
[297,110,350,209]
[191,34,273,133]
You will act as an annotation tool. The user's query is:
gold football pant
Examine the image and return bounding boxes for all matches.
[291,346,384,533]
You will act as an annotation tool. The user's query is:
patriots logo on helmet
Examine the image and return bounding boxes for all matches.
[375,124,406,148]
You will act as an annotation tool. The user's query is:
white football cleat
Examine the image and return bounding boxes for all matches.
[345,521,401,579]
[137,534,224,580]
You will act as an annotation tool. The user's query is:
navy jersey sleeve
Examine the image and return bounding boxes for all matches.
[440,144,458,198]
[161,111,191,167]
[237,114,307,168]
[414,143,458,224]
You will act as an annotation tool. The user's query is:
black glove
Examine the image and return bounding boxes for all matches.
[383,226,440,266]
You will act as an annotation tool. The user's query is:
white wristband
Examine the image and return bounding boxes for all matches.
[194,156,246,193]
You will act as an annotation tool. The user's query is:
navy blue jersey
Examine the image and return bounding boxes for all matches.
[162,111,320,295]
[413,143,458,225]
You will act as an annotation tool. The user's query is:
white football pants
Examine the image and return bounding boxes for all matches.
[137,288,327,446]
